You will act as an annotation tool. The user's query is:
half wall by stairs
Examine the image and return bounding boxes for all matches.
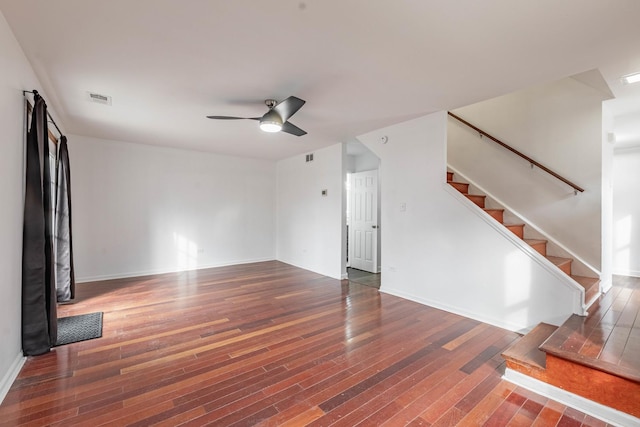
[447,170,600,316]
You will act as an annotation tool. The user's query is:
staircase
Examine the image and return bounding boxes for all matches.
[446,170,640,423]
[447,171,600,306]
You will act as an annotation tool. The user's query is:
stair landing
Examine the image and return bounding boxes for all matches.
[503,276,640,418]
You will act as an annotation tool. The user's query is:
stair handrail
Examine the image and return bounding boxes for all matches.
[448,112,584,194]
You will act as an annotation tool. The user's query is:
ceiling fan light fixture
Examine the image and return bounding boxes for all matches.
[259,110,283,132]
[259,121,283,133]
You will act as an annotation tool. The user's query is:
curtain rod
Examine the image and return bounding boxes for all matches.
[23,89,64,137]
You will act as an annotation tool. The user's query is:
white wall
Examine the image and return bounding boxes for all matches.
[359,112,580,332]
[600,104,614,291]
[448,77,608,271]
[612,147,640,277]
[0,11,57,401]
[69,135,276,281]
[352,150,380,173]
[276,143,346,279]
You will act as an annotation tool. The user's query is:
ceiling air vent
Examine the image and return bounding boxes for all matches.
[87,92,112,106]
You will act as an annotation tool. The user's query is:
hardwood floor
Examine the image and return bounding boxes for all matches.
[347,267,381,289]
[0,261,610,426]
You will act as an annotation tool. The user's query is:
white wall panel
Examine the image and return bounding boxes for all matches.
[359,112,579,332]
[69,135,276,281]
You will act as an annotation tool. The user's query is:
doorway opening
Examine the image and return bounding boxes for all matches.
[346,141,381,288]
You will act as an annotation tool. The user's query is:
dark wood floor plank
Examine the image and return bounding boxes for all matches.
[0,261,609,426]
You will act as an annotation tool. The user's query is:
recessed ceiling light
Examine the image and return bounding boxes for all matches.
[621,72,640,85]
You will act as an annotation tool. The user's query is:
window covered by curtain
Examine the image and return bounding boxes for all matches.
[22,93,57,355]
[55,136,75,302]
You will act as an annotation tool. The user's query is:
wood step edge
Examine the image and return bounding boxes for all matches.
[484,208,504,213]
[546,255,572,267]
[571,275,600,303]
[539,340,640,384]
[448,181,468,186]
[570,275,599,289]
[504,223,525,228]
[502,322,558,371]
[524,238,547,245]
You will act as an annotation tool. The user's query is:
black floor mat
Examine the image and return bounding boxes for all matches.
[55,312,103,346]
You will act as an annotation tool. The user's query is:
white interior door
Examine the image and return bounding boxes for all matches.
[349,170,378,273]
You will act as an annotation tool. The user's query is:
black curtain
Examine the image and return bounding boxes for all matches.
[55,136,75,301]
[22,94,57,355]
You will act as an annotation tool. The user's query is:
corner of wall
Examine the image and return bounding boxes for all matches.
[0,352,25,405]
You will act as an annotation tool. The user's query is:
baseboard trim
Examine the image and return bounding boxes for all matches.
[76,257,276,283]
[612,269,640,278]
[379,287,543,334]
[0,352,25,405]
[276,260,342,281]
[503,368,640,427]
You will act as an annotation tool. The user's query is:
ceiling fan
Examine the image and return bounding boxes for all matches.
[207,96,307,136]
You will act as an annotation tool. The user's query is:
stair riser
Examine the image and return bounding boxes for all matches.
[465,195,485,208]
[585,284,599,304]
[485,210,504,223]
[545,355,640,418]
[530,243,546,257]
[506,357,640,418]
[506,225,524,239]
[448,182,469,193]
[447,171,454,182]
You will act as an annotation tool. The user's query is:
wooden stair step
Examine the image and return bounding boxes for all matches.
[571,275,600,304]
[447,181,469,193]
[502,323,558,371]
[505,223,525,239]
[536,320,640,417]
[464,194,486,208]
[484,208,504,223]
[524,238,547,257]
[540,316,640,384]
[547,256,572,275]
[447,171,454,182]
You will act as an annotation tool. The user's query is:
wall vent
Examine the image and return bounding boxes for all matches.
[87,92,112,106]
[305,153,314,163]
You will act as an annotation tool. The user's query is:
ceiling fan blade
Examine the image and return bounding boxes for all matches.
[206,116,260,120]
[281,121,307,137]
[273,96,306,122]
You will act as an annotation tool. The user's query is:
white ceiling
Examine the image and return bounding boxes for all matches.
[2,0,640,160]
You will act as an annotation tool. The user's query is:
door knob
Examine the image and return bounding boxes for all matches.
[372,225,378,229]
